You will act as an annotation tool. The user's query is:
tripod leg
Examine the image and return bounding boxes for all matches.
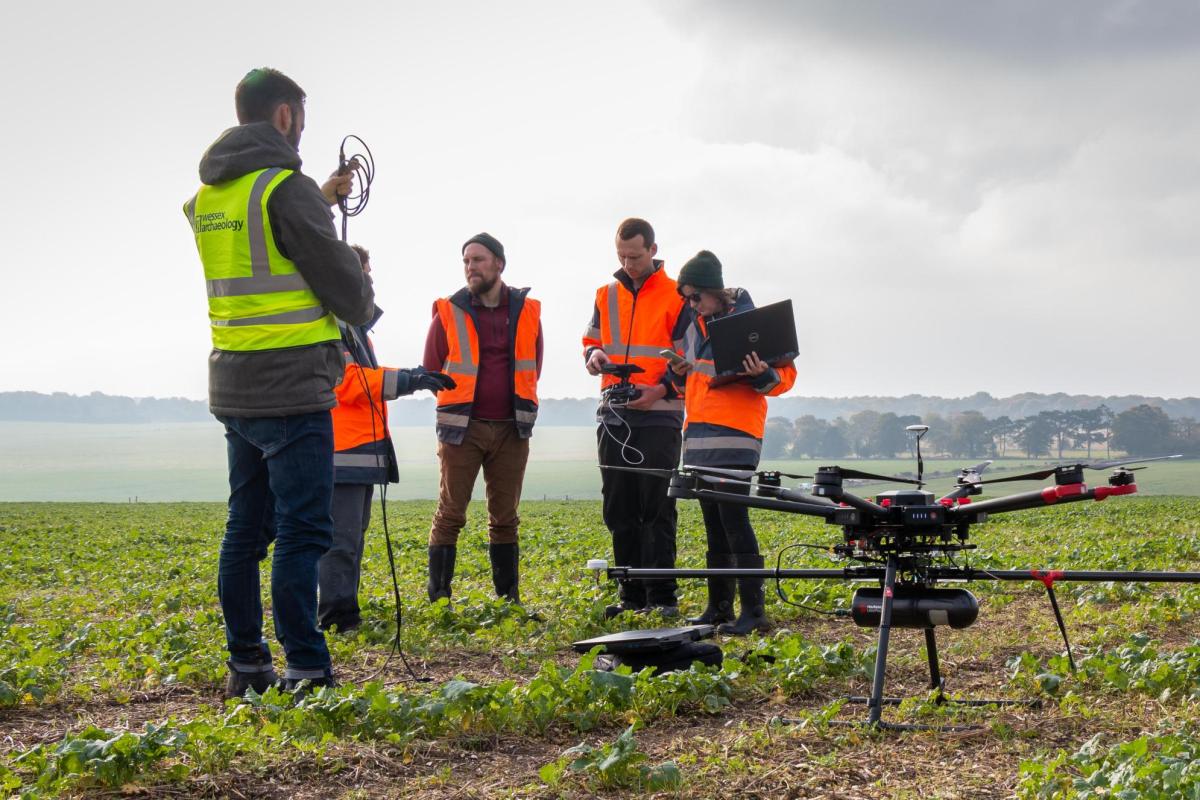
[867,556,898,727]
[924,627,945,700]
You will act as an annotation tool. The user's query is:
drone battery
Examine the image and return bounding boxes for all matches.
[901,505,945,526]
[851,587,979,630]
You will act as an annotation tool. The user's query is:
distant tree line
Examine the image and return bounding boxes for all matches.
[763,405,1200,460]
[0,391,210,423]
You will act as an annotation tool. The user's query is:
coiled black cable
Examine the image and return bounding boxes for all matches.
[337,135,374,242]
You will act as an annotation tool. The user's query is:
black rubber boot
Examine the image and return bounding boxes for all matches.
[718,553,771,636]
[427,545,457,603]
[489,542,520,602]
[605,576,647,619]
[223,659,280,699]
[688,552,736,625]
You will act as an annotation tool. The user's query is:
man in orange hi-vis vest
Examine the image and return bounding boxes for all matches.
[423,233,543,604]
[583,218,688,619]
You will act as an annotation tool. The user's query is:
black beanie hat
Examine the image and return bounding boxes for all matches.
[677,250,724,290]
[462,232,505,265]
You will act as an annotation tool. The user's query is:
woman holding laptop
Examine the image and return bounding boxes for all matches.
[670,251,797,635]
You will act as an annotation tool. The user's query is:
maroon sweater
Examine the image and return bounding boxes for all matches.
[423,284,544,420]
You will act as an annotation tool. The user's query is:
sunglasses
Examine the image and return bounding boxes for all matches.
[681,292,704,304]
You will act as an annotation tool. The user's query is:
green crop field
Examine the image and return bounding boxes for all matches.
[2,496,1200,798]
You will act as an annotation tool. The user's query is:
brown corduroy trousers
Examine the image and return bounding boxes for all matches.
[428,420,530,546]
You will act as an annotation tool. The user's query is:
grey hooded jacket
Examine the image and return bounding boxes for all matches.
[189,122,375,417]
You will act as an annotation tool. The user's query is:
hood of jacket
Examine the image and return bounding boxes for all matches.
[198,122,302,185]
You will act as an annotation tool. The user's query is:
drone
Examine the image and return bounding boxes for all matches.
[601,425,1193,730]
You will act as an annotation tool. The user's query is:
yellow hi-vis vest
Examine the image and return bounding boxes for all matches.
[185,168,339,351]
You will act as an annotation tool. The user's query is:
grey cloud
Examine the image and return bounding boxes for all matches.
[659,1,1200,61]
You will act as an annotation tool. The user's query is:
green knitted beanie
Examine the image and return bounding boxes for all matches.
[677,250,724,290]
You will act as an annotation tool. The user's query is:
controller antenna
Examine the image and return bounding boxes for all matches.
[906,424,929,485]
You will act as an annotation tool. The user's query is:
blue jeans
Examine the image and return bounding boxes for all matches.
[216,411,334,679]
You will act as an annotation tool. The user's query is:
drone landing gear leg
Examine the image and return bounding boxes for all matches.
[922,627,1028,711]
[866,556,898,727]
[925,626,945,699]
[835,557,908,728]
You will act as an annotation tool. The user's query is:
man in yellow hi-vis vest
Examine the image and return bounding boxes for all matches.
[184,68,374,698]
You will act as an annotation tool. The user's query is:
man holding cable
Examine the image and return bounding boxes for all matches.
[185,67,373,696]
[582,218,687,618]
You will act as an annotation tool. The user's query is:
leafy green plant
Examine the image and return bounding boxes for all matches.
[1018,727,1200,799]
[540,724,682,791]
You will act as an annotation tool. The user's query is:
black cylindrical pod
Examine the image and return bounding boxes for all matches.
[851,587,979,629]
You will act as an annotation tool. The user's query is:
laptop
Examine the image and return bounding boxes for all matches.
[707,299,799,378]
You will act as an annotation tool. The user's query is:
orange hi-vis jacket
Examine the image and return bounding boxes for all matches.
[433,287,541,445]
[332,314,405,485]
[676,289,797,467]
[582,263,686,425]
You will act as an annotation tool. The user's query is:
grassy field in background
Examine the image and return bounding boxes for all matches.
[1,422,1196,501]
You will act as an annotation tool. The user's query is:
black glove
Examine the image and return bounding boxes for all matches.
[409,367,457,394]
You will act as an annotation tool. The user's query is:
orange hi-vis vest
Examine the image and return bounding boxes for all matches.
[434,288,540,445]
[679,290,797,467]
[331,318,403,484]
[582,265,685,417]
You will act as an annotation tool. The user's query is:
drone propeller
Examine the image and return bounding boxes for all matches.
[1082,454,1182,470]
[978,454,1181,485]
[962,460,993,478]
[681,464,813,481]
[828,466,923,486]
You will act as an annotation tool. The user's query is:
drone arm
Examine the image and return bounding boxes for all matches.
[690,486,842,520]
[777,487,837,506]
[946,482,1130,521]
[929,567,1200,584]
[817,485,889,521]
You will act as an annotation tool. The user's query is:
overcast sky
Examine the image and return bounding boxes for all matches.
[2,0,1196,402]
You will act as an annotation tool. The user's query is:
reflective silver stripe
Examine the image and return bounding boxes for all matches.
[213,306,329,327]
[446,361,478,376]
[606,282,623,347]
[334,453,390,468]
[206,271,311,298]
[448,304,477,369]
[515,409,538,423]
[693,360,717,377]
[247,168,284,277]
[683,325,701,361]
[584,325,601,340]
[383,370,399,399]
[437,411,470,427]
[648,398,684,412]
[514,359,538,371]
[684,436,763,455]
[283,667,328,680]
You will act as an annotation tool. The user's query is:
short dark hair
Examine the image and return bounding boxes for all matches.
[350,244,370,266]
[235,68,306,124]
[616,217,655,249]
